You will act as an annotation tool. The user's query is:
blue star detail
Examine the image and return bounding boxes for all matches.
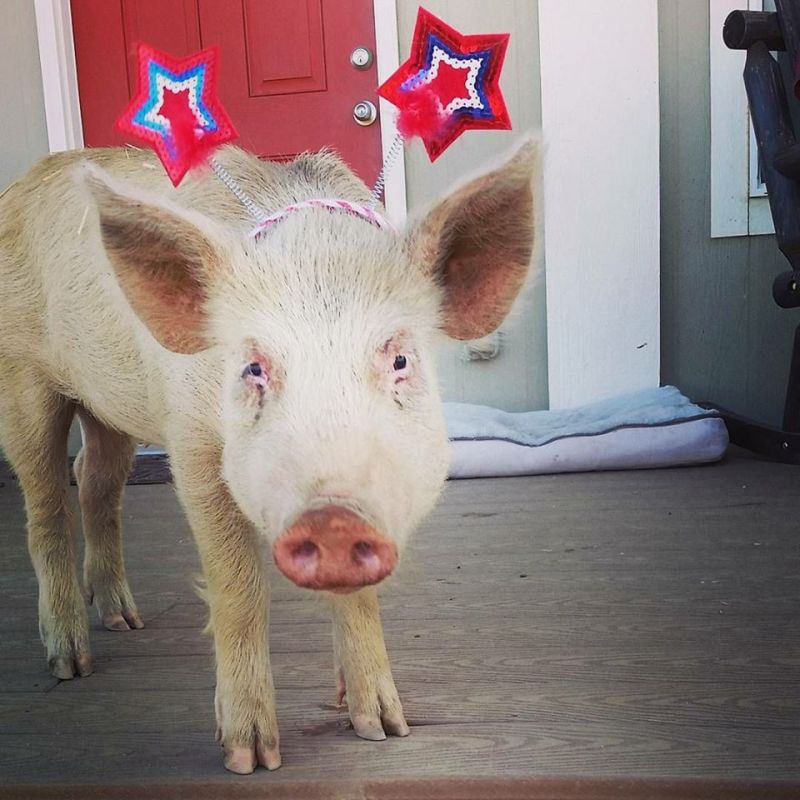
[116,43,237,185]
[131,60,217,156]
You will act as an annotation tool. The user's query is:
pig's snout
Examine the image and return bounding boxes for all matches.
[273,506,397,592]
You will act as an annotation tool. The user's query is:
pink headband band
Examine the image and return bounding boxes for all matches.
[250,198,395,239]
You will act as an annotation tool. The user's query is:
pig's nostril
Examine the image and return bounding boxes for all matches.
[352,539,381,570]
[291,540,320,579]
[294,541,317,558]
[353,540,373,560]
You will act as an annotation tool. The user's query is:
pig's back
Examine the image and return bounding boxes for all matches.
[0,150,177,443]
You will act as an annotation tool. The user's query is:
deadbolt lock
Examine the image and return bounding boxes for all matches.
[350,46,374,70]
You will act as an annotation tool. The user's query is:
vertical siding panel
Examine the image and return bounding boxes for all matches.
[0,0,49,189]
[540,0,661,409]
[659,0,800,424]
[397,0,547,412]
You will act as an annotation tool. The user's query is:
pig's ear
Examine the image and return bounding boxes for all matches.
[79,163,223,354]
[407,137,539,340]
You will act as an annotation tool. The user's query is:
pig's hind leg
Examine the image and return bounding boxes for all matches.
[331,587,410,740]
[74,407,142,631]
[0,364,91,679]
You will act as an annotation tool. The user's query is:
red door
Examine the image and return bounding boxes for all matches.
[70,0,383,183]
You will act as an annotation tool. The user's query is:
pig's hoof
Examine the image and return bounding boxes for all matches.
[48,652,93,680]
[352,708,410,740]
[339,670,411,740]
[381,707,411,738]
[223,745,256,774]
[215,685,281,774]
[85,576,144,631]
[352,713,388,741]
[44,615,92,680]
[223,740,282,774]
[257,741,282,771]
[342,693,411,742]
[101,609,145,631]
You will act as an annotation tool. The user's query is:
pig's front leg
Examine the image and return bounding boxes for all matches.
[171,450,280,774]
[331,587,410,740]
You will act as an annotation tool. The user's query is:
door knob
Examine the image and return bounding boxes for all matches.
[353,100,378,126]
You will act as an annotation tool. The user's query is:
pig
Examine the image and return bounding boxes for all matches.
[0,138,538,773]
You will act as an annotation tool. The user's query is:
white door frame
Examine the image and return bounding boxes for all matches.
[33,0,83,152]
[538,1,661,409]
[33,0,407,223]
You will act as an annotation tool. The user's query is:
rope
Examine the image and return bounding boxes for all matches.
[211,147,399,232]
[250,198,396,238]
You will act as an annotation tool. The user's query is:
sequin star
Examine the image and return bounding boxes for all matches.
[116,43,237,186]
[378,7,511,161]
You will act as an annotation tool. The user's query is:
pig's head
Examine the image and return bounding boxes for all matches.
[83,138,538,593]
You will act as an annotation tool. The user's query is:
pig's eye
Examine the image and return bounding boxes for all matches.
[393,355,408,371]
[241,361,269,389]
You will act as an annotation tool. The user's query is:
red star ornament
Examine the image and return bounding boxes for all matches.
[377,7,511,161]
[116,43,237,186]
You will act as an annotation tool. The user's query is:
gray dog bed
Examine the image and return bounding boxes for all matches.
[444,386,728,479]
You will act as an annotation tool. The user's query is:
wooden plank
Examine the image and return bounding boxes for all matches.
[0,451,798,788]
[2,677,797,736]
[2,614,797,661]
[5,640,796,695]
[0,718,798,785]
[2,778,800,800]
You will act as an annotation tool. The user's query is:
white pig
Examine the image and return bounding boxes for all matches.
[0,138,538,773]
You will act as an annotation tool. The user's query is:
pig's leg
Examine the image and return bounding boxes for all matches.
[73,408,142,632]
[170,451,280,774]
[0,372,91,679]
[331,587,410,740]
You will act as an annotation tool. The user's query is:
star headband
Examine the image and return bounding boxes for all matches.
[115,7,511,231]
[116,43,236,187]
[378,7,511,162]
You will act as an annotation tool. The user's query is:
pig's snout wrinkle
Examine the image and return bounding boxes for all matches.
[272,506,397,592]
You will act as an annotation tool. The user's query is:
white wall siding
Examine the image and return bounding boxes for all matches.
[539,0,661,409]
[0,0,49,190]
[660,0,800,425]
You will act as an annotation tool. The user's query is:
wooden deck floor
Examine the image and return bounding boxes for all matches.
[1,448,798,798]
